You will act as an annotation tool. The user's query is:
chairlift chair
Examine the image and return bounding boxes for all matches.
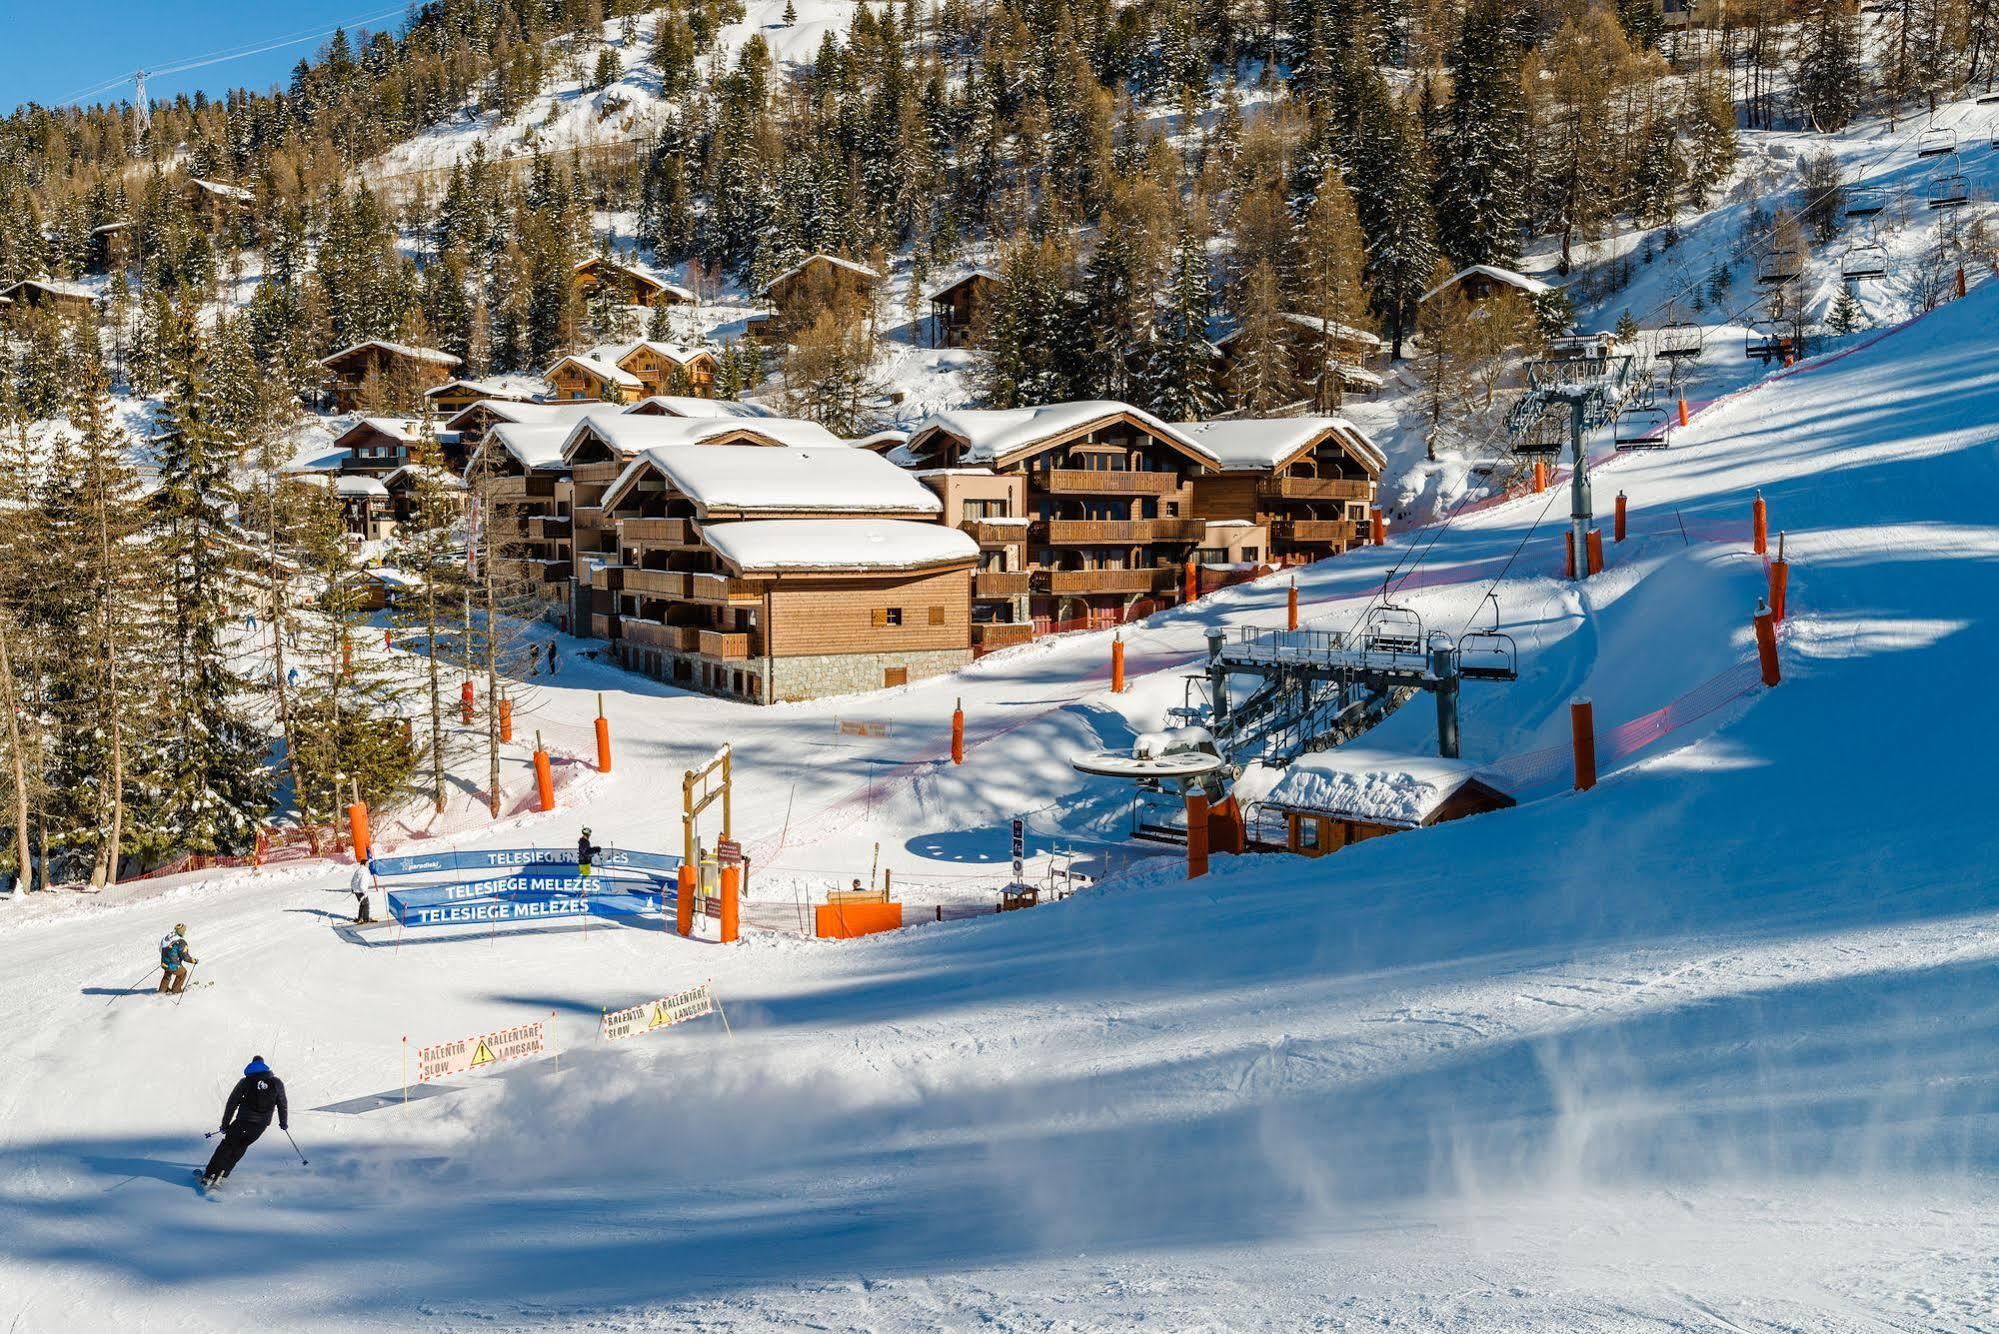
[1928,164,1971,209]
[1613,406,1672,450]
[1844,187,1887,219]
[1756,247,1803,284]
[1917,126,1959,158]
[1361,597,1423,656]
[1456,596,1519,681]
[1841,241,1889,281]
[1512,408,1567,456]
[1744,321,1794,364]
[1657,321,1703,360]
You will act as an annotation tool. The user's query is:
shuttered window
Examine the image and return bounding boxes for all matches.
[928,606,945,626]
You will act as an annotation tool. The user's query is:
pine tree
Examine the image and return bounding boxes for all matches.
[1434,0,1529,268]
[1828,286,1865,334]
[1143,218,1222,420]
[1795,0,1865,130]
[1292,168,1374,410]
[1227,262,1299,412]
[1348,81,1438,360]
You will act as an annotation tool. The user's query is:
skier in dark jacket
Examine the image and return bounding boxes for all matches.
[202,1056,288,1187]
[578,828,600,879]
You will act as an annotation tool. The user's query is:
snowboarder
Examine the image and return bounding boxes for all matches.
[546,642,559,675]
[350,860,374,924]
[201,1056,288,1188]
[158,924,197,995]
[578,828,600,879]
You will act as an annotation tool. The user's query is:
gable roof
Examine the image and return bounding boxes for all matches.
[320,340,463,371]
[909,401,1218,469]
[334,417,426,449]
[702,519,978,575]
[1420,264,1553,304]
[587,339,716,371]
[383,463,468,492]
[624,395,771,419]
[574,255,695,303]
[1251,749,1513,828]
[926,268,1007,301]
[758,253,882,297]
[471,423,573,474]
[1216,313,1383,351]
[602,444,941,517]
[425,375,546,403]
[1173,417,1386,475]
[561,414,845,463]
[544,353,642,389]
[0,277,98,302]
[189,177,253,202]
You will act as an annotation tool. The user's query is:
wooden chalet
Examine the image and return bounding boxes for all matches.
[573,256,693,309]
[464,423,577,623]
[1216,314,1385,402]
[1419,264,1553,308]
[333,417,428,475]
[332,474,395,542]
[383,464,469,528]
[1244,750,1514,856]
[186,177,254,226]
[624,396,769,420]
[1178,418,1384,564]
[899,403,1223,628]
[424,376,544,418]
[88,221,135,272]
[927,269,1005,348]
[546,341,718,403]
[593,445,973,701]
[545,353,643,404]
[320,341,463,412]
[909,470,1033,650]
[0,278,99,317]
[751,253,881,342]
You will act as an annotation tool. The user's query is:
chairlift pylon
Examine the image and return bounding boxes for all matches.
[1917,126,1959,157]
[1456,595,1519,682]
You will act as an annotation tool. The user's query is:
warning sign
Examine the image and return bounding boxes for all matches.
[600,982,716,1042]
[415,1019,546,1082]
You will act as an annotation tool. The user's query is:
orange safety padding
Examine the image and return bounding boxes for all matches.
[719,865,740,944]
[676,864,696,937]
[533,749,555,812]
[1186,792,1210,879]
[1370,508,1386,545]
[346,801,372,863]
[1182,560,1198,604]
[1570,700,1597,792]
[1532,460,1547,494]
[1755,604,1781,686]
[815,901,904,939]
[1564,531,1577,580]
[1111,638,1125,693]
[1677,398,1690,428]
[498,698,513,743]
[1751,492,1768,555]
[1286,584,1299,632]
[1586,528,1604,577]
[1769,560,1790,624]
[460,679,475,726]
[594,716,612,774]
[1614,492,1628,544]
[1208,795,1246,856]
[950,707,965,763]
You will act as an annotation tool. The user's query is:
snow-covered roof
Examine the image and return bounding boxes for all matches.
[575,256,695,302]
[445,400,617,433]
[701,519,978,574]
[1173,417,1386,474]
[1420,265,1553,304]
[912,401,1212,466]
[626,396,770,420]
[758,253,882,296]
[477,423,574,473]
[849,428,910,452]
[321,340,463,370]
[563,414,844,462]
[926,268,1006,300]
[426,375,547,402]
[1247,749,1510,829]
[1217,314,1383,351]
[333,475,390,498]
[589,339,715,369]
[383,464,467,492]
[546,353,643,389]
[606,445,942,516]
[341,417,424,446]
[189,178,253,202]
[0,277,97,302]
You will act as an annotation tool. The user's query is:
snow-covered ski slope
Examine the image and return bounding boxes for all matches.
[5,278,1999,1329]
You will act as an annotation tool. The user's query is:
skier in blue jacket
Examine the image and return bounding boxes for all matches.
[157,925,197,995]
[202,1057,288,1187]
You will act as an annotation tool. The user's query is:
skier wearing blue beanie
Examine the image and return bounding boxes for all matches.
[201,1057,288,1188]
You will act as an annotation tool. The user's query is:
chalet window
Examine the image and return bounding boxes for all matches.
[1242,548,1259,562]
[928,606,945,625]
[1195,548,1226,564]
[1295,815,1321,852]
[1164,501,1180,517]
[884,666,909,688]
[874,607,903,627]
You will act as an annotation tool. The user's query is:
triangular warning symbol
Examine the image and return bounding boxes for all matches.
[647,1003,667,1029]
[469,1039,496,1067]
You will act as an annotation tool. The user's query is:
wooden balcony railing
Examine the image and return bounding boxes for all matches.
[619,517,692,544]
[1042,517,1207,544]
[1043,468,1185,495]
[622,567,690,598]
[590,564,623,592]
[972,622,1036,648]
[1038,567,1177,595]
[698,630,753,660]
[959,519,1029,545]
[1277,519,1358,545]
[688,572,763,602]
[1258,476,1374,502]
[973,571,1032,598]
[621,619,698,652]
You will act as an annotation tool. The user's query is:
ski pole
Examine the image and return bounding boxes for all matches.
[283,1128,308,1165]
[107,967,157,1006]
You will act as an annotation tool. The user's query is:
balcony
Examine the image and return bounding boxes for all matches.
[972,622,1035,649]
[698,629,753,660]
[1042,517,1208,544]
[620,517,692,545]
[1258,476,1374,502]
[572,504,607,531]
[590,564,624,592]
[973,570,1032,598]
[1044,468,1184,495]
[1277,519,1358,546]
[688,572,763,603]
[623,567,690,598]
[529,515,572,540]
[1039,567,1177,596]
[959,519,1028,545]
[621,619,698,652]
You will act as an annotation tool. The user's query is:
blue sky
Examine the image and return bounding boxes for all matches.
[5,1,412,116]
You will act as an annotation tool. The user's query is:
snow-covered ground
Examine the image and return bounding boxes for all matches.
[4,216,1998,1326]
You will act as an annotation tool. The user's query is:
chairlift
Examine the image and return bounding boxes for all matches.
[1456,596,1519,682]
[1841,241,1889,281]
[1361,592,1423,656]
[1927,163,1970,209]
[1844,187,1887,219]
[1657,321,1703,360]
[1744,321,1794,365]
[1613,405,1671,450]
[1917,126,1958,158]
[1979,90,1999,105]
[1756,246,1803,284]
[1512,408,1566,456]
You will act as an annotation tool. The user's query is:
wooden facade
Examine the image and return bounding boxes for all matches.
[333,418,423,475]
[424,378,540,418]
[0,279,99,317]
[546,354,642,404]
[915,471,1033,647]
[754,254,880,342]
[546,343,718,403]
[1266,776,1514,856]
[1216,315,1384,403]
[320,341,462,413]
[1185,422,1383,565]
[927,270,1004,348]
[573,256,691,309]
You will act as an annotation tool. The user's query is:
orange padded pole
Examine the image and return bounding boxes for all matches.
[1752,490,1768,555]
[1677,398,1690,428]
[1755,598,1781,686]
[719,864,740,944]
[950,698,965,764]
[383,628,393,650]
[1768,533,1789,624]
[533,741,555,813]
[1586,528,1604,577]
[1614,491,1628,543]
[1570,699,1597,792]
[675,863,695,937]
[1183,558,1198,604]
[346,800,371,863]
[1185,792,1210,879]
[1370,507,1386,545]
[1564,530,1577,580]
[460,679,475,726]
[1532,460,1547,493]
[1111,637,1126,693]
[1957,264,1968,299]
[1286,580,1299,632]
[594,693,612,773]
[498,696,513,743]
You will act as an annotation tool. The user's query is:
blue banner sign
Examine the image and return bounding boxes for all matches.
[372,846,681,879]
[385,866,672,913]
[393,888,663,928]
